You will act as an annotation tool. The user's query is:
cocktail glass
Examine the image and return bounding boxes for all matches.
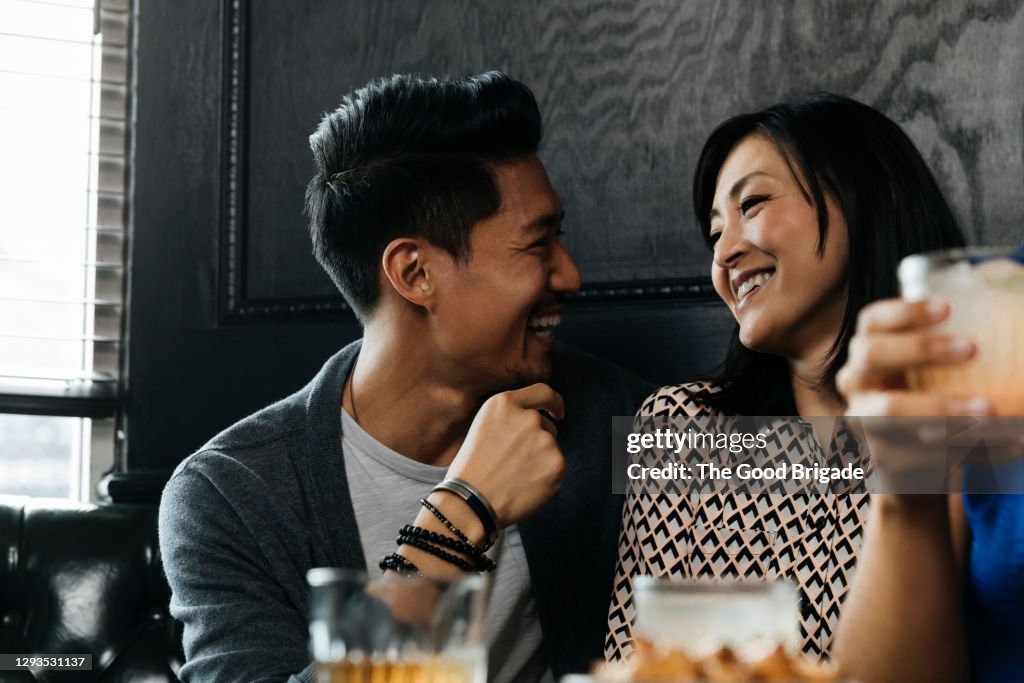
[898,245,1024,415]
[633,577,800,660]
[307,568,488,683]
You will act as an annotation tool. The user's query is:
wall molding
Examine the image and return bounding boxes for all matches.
[216,0,716,323]
[568,277,719,306]
[218,0,249,322]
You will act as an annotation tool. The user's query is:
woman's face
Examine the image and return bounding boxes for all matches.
[708,134,849,359]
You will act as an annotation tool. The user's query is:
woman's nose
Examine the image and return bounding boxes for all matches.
[713,221,748,269]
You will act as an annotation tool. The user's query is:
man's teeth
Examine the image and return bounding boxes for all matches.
[737,271,774,299]
[528,313,561,334]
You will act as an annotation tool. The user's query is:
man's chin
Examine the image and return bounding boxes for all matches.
[505,359,552,390]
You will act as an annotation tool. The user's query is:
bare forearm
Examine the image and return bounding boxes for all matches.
[834,494,969,683]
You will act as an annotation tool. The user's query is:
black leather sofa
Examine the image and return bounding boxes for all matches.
[0,496,182,682]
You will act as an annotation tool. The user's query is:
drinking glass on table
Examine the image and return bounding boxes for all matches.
[898,245,1024,415]
[307,568,488,683]
[633,578,800,659]
[583,578,846,681]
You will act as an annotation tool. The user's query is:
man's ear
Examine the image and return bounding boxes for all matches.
[381,237,437,311]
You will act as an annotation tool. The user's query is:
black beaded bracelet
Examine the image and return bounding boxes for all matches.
[399,524,496,572]
[378,553,422,576]
[400,523,478,555]
[396,534,476,573]
[419,498,478,549]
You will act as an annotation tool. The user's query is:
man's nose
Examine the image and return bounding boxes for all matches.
[549,241,581,293]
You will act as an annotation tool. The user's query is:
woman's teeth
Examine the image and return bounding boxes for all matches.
[737,271,774,300]
[527,313,561,337]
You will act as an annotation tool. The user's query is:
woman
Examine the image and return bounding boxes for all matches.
[605,93,966,659]
[833,295,1024,682]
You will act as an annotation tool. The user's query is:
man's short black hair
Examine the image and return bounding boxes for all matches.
[304,71,543,321]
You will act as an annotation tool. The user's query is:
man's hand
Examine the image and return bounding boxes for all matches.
[398,383,566,578]
[446,382,566,527]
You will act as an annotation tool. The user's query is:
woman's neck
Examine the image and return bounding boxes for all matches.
[788,360,845,451]
[788,354,845,417]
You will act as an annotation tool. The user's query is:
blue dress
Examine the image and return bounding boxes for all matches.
[963,461,1024,682]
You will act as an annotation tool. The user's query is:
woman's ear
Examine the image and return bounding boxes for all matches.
[381,237,436,311]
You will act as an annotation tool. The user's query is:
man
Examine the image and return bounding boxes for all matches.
[159,71,650,682]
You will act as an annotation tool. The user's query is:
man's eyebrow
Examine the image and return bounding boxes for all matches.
[522,209,565,234]
[709,171,770,223]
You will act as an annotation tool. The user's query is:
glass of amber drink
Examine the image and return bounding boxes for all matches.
[899,246,1024,416]
[307,569,487,683]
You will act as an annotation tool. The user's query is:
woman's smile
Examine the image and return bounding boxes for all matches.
[733,268,776,308]
[709,134,849,358]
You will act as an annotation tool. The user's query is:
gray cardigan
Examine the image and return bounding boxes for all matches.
[158,340,651,682]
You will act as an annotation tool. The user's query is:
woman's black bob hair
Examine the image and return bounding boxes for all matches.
[692,92,966,415]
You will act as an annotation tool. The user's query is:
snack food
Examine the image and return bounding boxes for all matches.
[593,637,838,682]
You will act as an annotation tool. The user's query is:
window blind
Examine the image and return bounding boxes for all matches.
[0,0,130,410]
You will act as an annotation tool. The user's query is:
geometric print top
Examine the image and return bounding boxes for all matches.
[605,382,869,661]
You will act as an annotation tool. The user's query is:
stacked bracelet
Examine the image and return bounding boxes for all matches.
[378,553,421,576]
[399,524,496,572]
[392,492,500,574]
[397,534,477,572]
[431,478,500,549]
[418,498,486,552]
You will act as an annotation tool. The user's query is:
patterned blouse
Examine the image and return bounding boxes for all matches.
[605,382,869,660]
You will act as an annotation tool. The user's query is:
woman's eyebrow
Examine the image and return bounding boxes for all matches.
[728,171,770,200]
[709,171,770,222]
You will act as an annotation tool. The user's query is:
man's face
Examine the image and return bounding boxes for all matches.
[429,155,580,391]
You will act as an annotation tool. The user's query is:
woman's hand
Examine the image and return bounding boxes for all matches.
[836,297,987,416]
[832,297,977,683]
[836,297,998,493]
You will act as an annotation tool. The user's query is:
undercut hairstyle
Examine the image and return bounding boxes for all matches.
[304,71,543,322]
[692,92,966,414]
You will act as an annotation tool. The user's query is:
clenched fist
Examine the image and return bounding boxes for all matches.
[446,382,567,527]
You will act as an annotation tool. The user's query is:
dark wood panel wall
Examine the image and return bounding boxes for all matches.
[121,0,1024,489]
